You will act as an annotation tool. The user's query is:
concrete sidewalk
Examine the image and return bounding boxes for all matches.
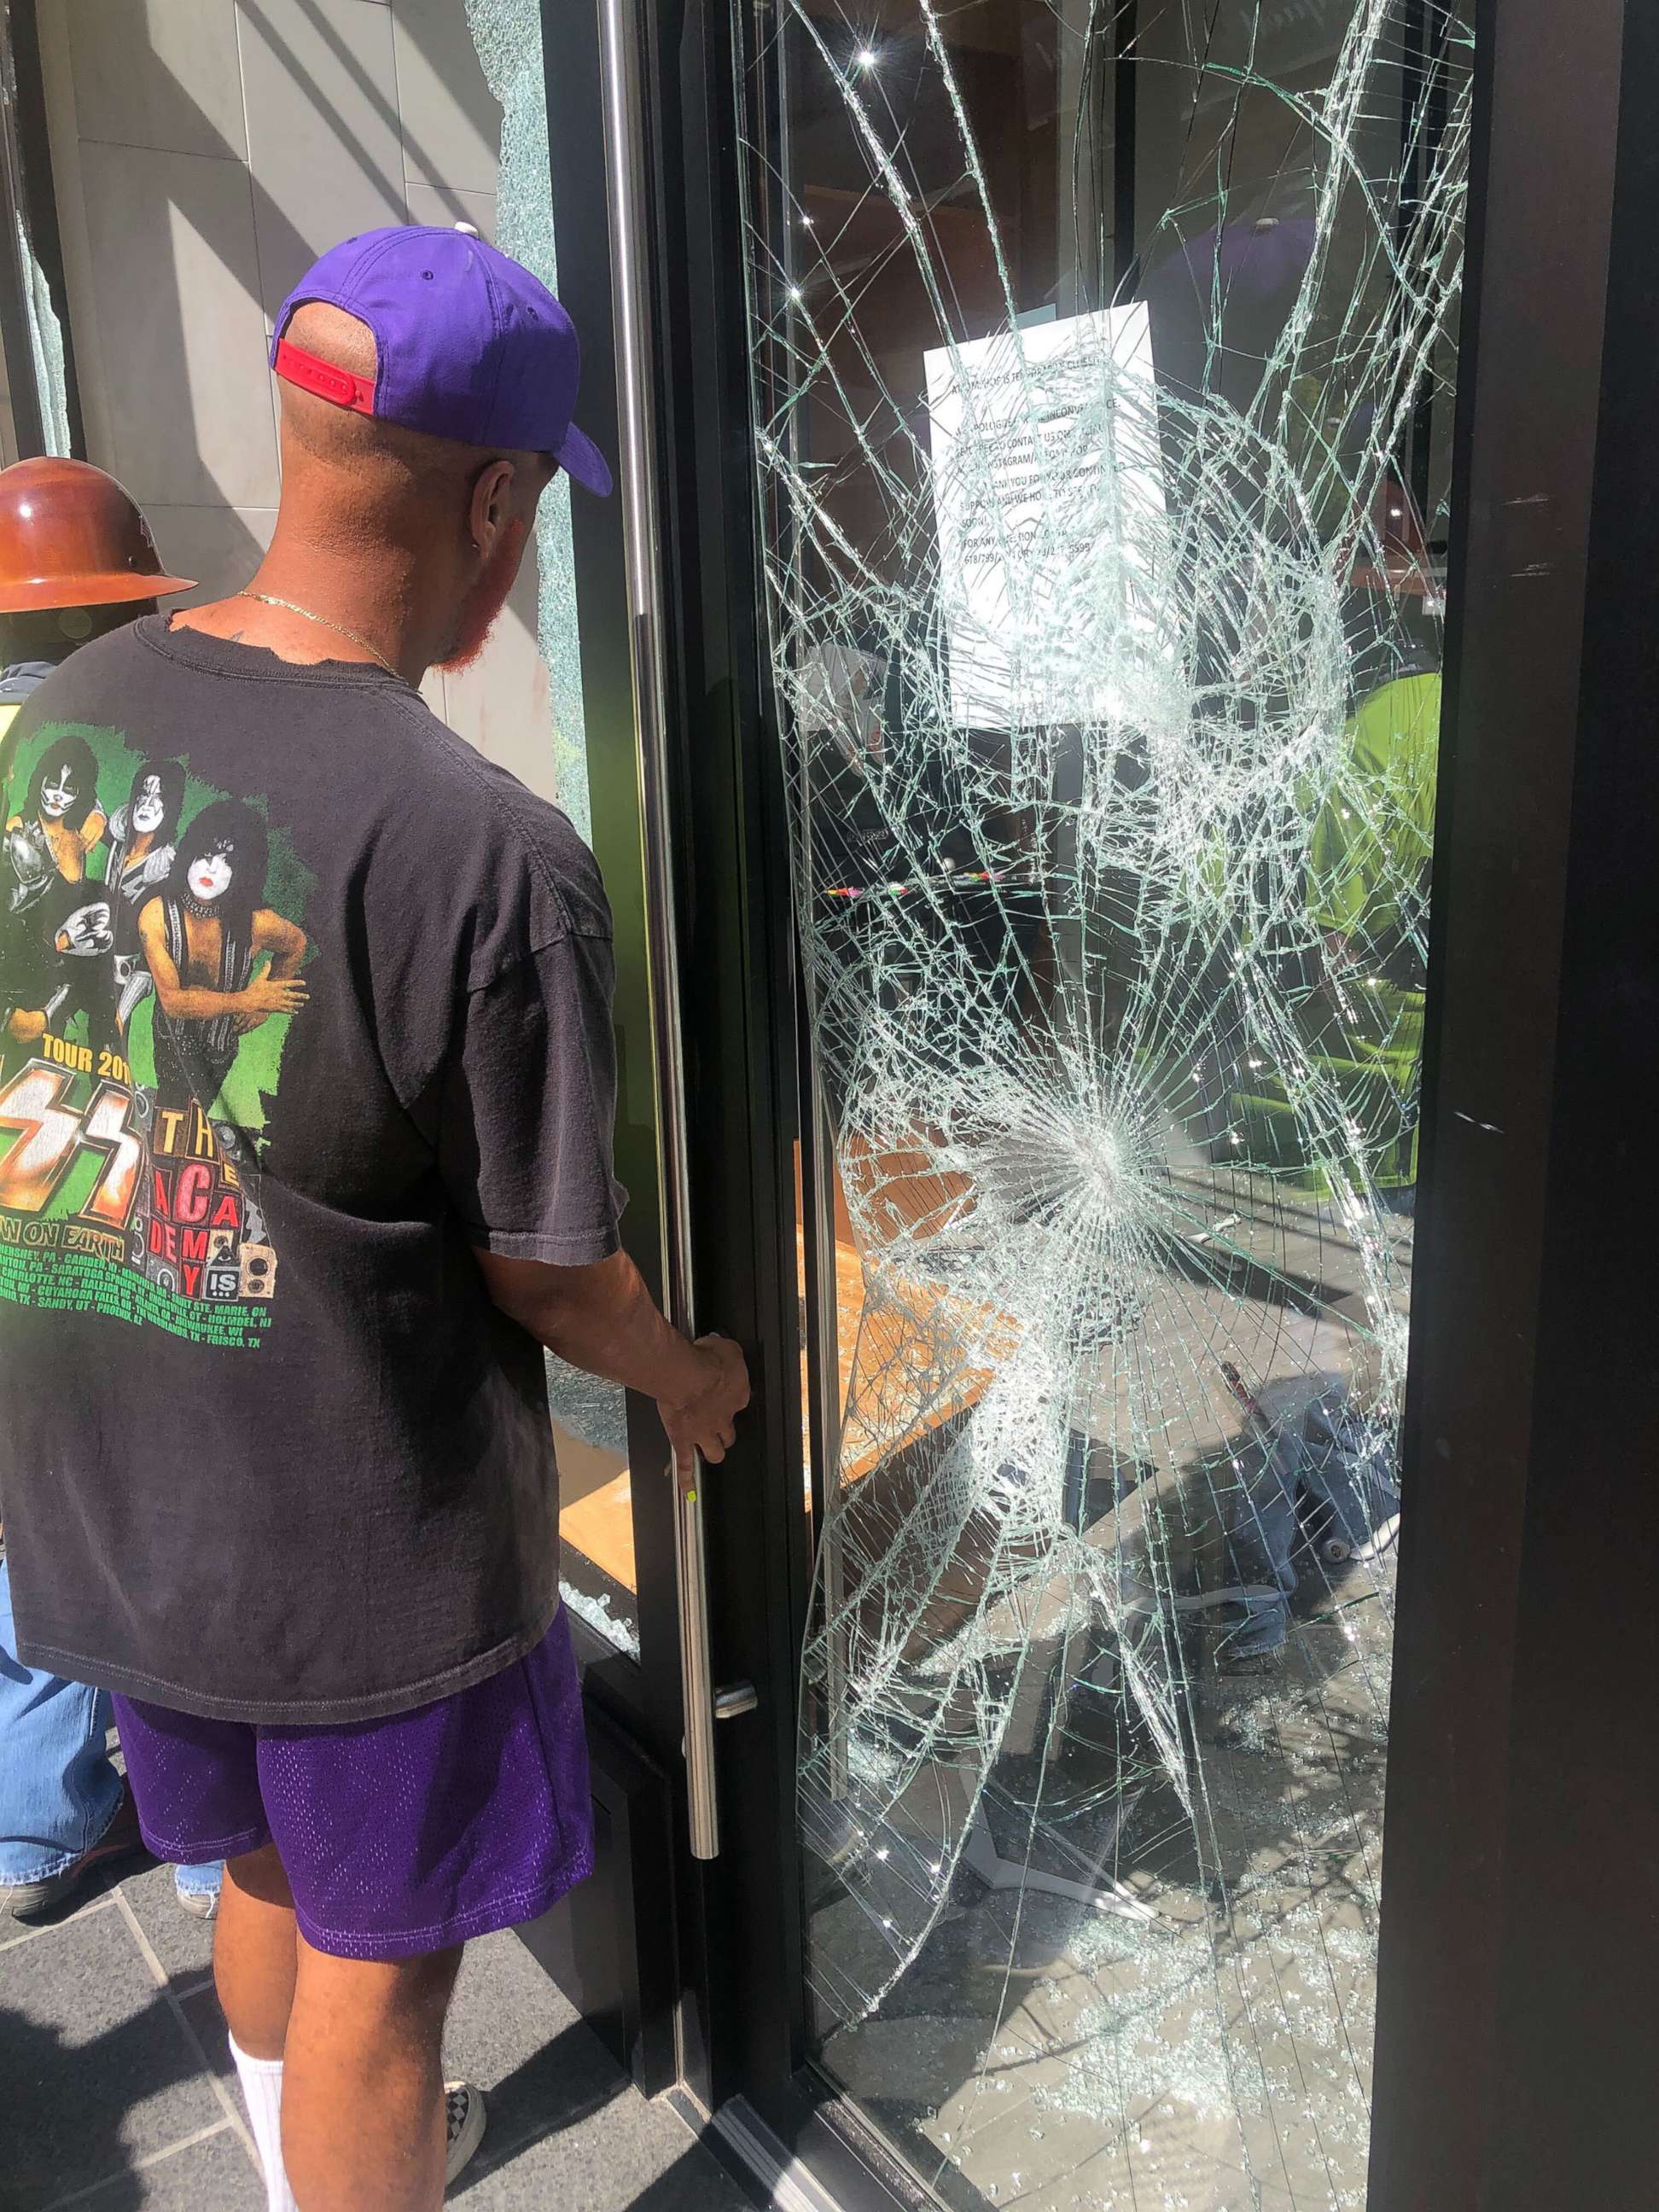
[2,1853,748,2211]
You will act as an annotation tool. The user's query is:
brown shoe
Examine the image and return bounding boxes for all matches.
[2,1788,145,1920]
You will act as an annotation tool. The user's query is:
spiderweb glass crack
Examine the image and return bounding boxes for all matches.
[739,3,1468,2203]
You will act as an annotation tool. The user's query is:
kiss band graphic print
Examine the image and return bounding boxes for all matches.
[0,719,312,1350]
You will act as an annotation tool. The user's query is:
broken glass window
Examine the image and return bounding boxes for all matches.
[15,217,71,459]
[737,3,1468,2203]
[465,0,592,844]
[465,0,639,1659]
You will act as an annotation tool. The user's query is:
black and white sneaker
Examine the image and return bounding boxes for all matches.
[444,2081,486,2189]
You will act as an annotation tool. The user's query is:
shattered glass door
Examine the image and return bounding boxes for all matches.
[737,3,1468,2205]
[465,0,647,1662]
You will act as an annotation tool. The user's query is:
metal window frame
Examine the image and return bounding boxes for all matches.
[1371,0,1659,2202]
[614,0,813,2116]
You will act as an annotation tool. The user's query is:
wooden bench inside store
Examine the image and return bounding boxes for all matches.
[554,1139,1007,1622]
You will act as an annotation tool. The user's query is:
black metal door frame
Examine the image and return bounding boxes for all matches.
[636,0,816,2117]
[555,0,815,2128]
[630,0,1659,2204]
[1371,0,1659,2202]
[530,0,742,2102]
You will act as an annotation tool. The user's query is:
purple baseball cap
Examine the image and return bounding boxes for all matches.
[271,224,611,495]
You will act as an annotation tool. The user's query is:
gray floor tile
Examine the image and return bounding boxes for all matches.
[80,2126,266,2211]
[0,1909,224,2212]
[456,2110,748,2211]
[176,1989,235,2092]
[7,1912,749,2212]
[443,1931,630,2171]
[192,1939,740,2211]
[114,1864,216,1989]
[443,1931,746,2206]
[0,1895,118,1965]
[445,1927,585,2068]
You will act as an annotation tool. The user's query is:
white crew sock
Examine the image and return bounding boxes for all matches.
[228,2035,299,2212]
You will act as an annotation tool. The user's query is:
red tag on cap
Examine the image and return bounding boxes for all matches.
[274,338,376,416]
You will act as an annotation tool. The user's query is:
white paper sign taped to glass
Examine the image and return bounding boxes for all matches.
[924,305,1167,732]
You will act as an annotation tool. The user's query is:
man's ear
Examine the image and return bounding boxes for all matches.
[467,457,517,557]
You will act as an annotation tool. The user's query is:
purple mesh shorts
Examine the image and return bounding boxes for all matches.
[111,1611,593,1960]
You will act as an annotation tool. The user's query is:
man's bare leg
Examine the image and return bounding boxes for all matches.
[215,1845,300,2209]
[281,1930,463,2212]
[216,1843,300,2058]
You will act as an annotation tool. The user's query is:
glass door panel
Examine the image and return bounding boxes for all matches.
[549,1356,639,1659]
[463,0,661,1668]
[739,3,1469,2204]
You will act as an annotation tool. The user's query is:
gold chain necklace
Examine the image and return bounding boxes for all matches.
[236,590,405,682]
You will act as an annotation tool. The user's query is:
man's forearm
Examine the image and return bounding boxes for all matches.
[476,1246,706,1406]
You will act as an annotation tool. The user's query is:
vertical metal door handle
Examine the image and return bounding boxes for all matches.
[597,0,721,1861]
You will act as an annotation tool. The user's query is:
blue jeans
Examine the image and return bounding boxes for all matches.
[173,1859,221,1898]
[0,1558,222,1901]
[1225,1396,1399,1657]
[0,1555,123,1883]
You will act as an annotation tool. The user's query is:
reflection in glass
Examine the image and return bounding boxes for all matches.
[0,357,16,469]
[548,1351,640,1661]
[17,229,72,459]
[466,0,637,1656]
[465,0,594,839]
[740,3,1467,2203]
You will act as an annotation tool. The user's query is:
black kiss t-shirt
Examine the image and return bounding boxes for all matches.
[0,616,623,1723]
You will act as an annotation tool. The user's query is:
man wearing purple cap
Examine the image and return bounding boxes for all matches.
[0,226,749,2210]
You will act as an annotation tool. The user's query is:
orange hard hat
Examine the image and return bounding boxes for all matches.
[0,457,194,614]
